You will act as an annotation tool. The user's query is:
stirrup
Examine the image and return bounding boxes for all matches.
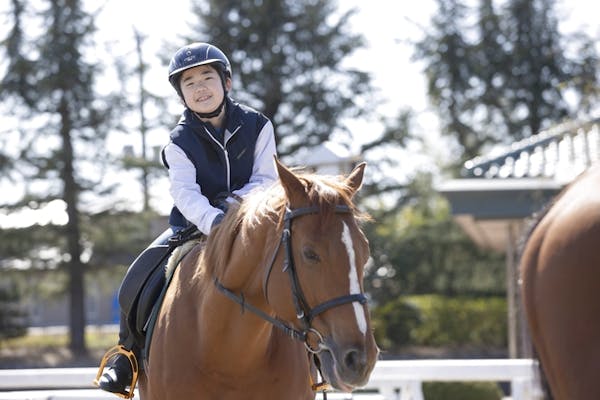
[312,381,331,392]
[309,365,331,392]
[93,344,139,399]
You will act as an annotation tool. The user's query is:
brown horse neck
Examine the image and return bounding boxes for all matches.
[180,220,284,362]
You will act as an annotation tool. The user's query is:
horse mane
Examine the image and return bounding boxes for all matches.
[203,169,370,279]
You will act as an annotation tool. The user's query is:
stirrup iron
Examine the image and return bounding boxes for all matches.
[93,344,139,399]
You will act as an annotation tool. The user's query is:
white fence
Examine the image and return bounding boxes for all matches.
[0,359,540,400]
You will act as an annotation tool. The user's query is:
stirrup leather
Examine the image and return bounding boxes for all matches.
[93,345,139,399]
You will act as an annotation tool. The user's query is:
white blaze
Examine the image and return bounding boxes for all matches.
[342,222,367,335]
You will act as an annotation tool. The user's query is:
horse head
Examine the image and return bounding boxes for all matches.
[263,159,379,392]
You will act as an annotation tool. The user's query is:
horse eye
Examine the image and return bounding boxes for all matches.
[302,247,320,263]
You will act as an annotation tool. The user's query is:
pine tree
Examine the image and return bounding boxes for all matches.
[184,0,373,157]
[0,282,27,343]
[415,0,599,163]
[0,0,121,355]
[117,29,167,215]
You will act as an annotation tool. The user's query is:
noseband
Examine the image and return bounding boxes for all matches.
[214,204,367,352]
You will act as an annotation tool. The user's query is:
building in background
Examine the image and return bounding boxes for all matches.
[302,141,362,175]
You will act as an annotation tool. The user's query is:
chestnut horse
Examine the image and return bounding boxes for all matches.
[520,164,600,399]
[138,160,378,400]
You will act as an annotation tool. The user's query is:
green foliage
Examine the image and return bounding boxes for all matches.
[188,0,374,157]
[0,281,27,343]
[84,210,163,269]
[372,297,421,350]
[364,172,505,305]
[414,0,600,163]
[0,224,66,270]
[372,295,507,352]
[409,295,507,348]
[423,381,503,400]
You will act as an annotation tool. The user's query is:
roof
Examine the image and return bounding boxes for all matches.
[463,117,600,183]
[438,117,600,251]
[301,141,361,175]
[303,141,358,167]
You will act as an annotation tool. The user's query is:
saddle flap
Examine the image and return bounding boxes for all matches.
[136,266,167,335]
[118,245,171,319]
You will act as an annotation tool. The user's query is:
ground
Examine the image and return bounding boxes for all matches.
[0,325,118,369]
[0,346,106,369]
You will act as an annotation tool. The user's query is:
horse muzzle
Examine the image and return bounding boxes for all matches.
[316,337,378,392]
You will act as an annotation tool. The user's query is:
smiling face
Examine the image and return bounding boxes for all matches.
[179,64,231,116]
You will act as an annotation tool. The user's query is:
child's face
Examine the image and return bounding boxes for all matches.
[179,65,231,114]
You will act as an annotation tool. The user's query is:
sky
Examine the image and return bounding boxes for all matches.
[1,0,599,227]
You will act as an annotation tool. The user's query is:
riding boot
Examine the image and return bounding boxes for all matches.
[97,353,133,396]
[97,315,135,396]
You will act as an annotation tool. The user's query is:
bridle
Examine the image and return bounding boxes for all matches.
[214,204,368,353]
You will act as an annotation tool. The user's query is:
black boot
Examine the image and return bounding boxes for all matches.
[98,353,134,396]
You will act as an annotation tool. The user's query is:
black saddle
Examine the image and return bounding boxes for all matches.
[118,227,202,350]
[119,244,171,349]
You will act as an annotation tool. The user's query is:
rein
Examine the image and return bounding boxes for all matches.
[213,278,308,342]
[214,203,368,394]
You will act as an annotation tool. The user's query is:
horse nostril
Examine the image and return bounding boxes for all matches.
[343,348,365,373]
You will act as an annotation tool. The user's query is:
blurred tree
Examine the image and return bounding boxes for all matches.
[115,29,169,214]
[363,172,505,305]
[0,281,27,343]
[415,0,599,164]
[83,209,163,270]
[358,109,417,207]
[0,0,122,355]
[183,0,375,157]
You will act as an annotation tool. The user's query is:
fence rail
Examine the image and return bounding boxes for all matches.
[0,359,540,400]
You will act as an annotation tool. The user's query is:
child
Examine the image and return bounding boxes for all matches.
[97,42,278,397]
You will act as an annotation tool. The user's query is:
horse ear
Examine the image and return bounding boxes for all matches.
[344,162,366,198]
[275,158,308,204]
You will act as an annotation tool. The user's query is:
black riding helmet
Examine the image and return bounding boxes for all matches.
[168,42,232,118]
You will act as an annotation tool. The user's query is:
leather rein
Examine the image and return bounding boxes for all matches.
[214,204,368,353]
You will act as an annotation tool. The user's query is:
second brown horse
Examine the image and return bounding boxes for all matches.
[521,164,600,399]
